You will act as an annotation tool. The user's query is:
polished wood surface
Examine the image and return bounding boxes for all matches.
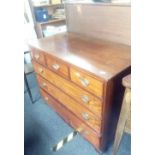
[37,74,101,133]
[29,32,131,80]
[40,89,101,150]
[65,4,130,45]
[29,32,131,151]
[112,74,131,155]
[70,67,104,98]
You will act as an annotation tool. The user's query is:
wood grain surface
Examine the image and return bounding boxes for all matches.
[33,61,104,117]
[37,75,103,118]
[37,75,102,133]
[29,32,131,80]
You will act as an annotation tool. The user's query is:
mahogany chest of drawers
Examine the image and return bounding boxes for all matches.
[29,32,131,152]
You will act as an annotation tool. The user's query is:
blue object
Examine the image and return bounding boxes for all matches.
[34,8,49,22]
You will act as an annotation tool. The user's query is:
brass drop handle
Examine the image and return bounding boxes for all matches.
[76,127,83,133]
[81,95,89,104]
[44,96,49,101]
[82,112,89,121]
[38,68,43,74]
[80,77,89,87]
[52,64,60,70]
[75,72,89,87]
[34,54,40,60]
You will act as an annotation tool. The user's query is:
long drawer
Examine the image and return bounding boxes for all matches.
[33,61,103,118]
[40,89,102,150]
[37,75,102,133]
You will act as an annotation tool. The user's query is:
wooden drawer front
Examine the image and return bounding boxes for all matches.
[38,76,101,133]
[46,55,69,79]
[33,61,102,118]
[40,89,101,150]
[70,67,104,98]
[31,48,46,65]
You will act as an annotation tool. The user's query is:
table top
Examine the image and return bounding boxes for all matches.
[29,32,131,80]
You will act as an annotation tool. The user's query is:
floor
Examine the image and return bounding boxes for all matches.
[24,73,131,155]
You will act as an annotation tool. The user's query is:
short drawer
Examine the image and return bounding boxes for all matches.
[70,67,104,98]
[40,89,102,150]
[31,48,46,66]
[38,76,102,133]
[33,61,103,118]
[46,55,69,79]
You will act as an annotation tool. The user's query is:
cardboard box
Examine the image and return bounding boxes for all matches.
[33,0,50,6]
[51,0,61,5]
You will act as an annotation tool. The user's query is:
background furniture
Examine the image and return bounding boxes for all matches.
[112,74,131,155]
[65,2,130,45]
[29,32,130,152]
[24,51,35,103]
[29,0,66,38]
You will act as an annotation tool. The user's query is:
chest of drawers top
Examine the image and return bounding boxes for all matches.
[29,32,131,81]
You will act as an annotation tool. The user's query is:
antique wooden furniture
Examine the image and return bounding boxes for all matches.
[28,0,66,38]
[29,32,130,152]
[112,74,131,155]
[65,2,130,45]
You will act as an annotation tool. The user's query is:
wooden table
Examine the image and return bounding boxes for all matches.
[112,74,131,155]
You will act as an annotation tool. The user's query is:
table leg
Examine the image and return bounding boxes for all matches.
[112,88,131,155]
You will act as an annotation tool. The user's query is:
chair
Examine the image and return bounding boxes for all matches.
[112,74,131,155]
[24,51,35,103]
